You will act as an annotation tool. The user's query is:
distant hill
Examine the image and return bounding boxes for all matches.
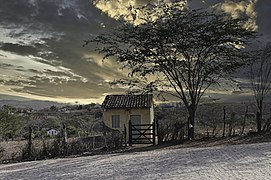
[0,94,69,109]
[0,99,67,110]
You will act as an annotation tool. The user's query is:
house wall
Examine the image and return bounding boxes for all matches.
[47,129,59,136]
[103,107,154,142]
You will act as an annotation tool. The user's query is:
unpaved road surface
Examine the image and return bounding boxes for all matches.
[0,142,271,179]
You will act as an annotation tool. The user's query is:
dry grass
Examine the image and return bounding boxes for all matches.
[0,136,106,163]
[2,132,271,164]
[117,132,271,154]
[0,140,27,162]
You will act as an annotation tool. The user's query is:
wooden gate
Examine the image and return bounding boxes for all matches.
[128,120,156,146]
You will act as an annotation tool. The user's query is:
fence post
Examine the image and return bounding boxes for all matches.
[27,126,33,158]
[62,123,68,156]
[153,120,156,145]
[124,124,127,147]
[223,106,226,137]
[129,120,132,146]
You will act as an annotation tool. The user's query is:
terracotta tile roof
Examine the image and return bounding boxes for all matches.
[102,94,153,109]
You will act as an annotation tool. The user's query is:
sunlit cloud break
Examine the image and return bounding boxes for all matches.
[215,0,258,31]
[93,0,258,31]
[92,0,187,25]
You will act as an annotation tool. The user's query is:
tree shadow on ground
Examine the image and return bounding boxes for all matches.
[119,132,271,154]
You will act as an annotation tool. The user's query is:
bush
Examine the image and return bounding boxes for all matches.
[155,106,188,142]
[0,146,4,159]
[91,121,124,148]
[21,143,37,161]
[103,130,123,148]
[19,136,109,161]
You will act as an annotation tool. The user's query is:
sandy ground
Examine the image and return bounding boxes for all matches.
[0,142,271,180]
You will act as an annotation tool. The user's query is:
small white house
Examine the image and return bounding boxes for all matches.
[47,128,59,136]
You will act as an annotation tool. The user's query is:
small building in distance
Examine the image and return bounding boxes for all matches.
[47,128,59,136]
[101,94,154,138]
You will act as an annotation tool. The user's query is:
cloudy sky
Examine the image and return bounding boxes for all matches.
[0,0,270,104]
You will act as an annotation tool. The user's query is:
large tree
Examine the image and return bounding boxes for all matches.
[86,2,256,139]
[250,43,271,132]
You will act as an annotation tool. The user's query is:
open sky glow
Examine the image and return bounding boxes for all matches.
[0,0,270,104]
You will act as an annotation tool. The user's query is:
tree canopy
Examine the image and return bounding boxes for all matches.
[86,2,256,138]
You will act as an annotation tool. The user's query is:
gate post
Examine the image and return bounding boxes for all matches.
[129,120,132,146]
[153,120,156,145]
[124,124,127,147]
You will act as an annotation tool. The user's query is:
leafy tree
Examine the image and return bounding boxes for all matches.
[0,106,23,141]
[249,43,271,132]
[87,2,256,139]
[44,117,61,130]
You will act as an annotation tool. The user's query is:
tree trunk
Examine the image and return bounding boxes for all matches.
[256,111,262,132]
[187,106,196,139]
[256,98,264,132]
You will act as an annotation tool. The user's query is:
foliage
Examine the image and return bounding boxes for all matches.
[197,103,256,137]
[0,146,4,159]
[0,106,24,140]
[44,117,61,130]
[155,105,187,142]
[87,2,256,138]
[198,104,224,137]
[21,143,36,160]
[72,116,97,137]
[0,104,123,162]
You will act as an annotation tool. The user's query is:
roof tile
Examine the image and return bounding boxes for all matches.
[102,94,153,109]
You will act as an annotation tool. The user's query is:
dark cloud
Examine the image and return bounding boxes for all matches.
[0,0,36,24]
[231,90,244,95]
[187,0,222,8]
[0,42,39,56]
[255,0,271,42]
[28,69,41,74]
[0,63,13,69]
[0,79,32,87]
[0,0,270,103]
[0,62,24,70]
[0,0,123,102]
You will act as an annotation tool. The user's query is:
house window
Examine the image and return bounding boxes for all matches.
[112,115,120,128]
